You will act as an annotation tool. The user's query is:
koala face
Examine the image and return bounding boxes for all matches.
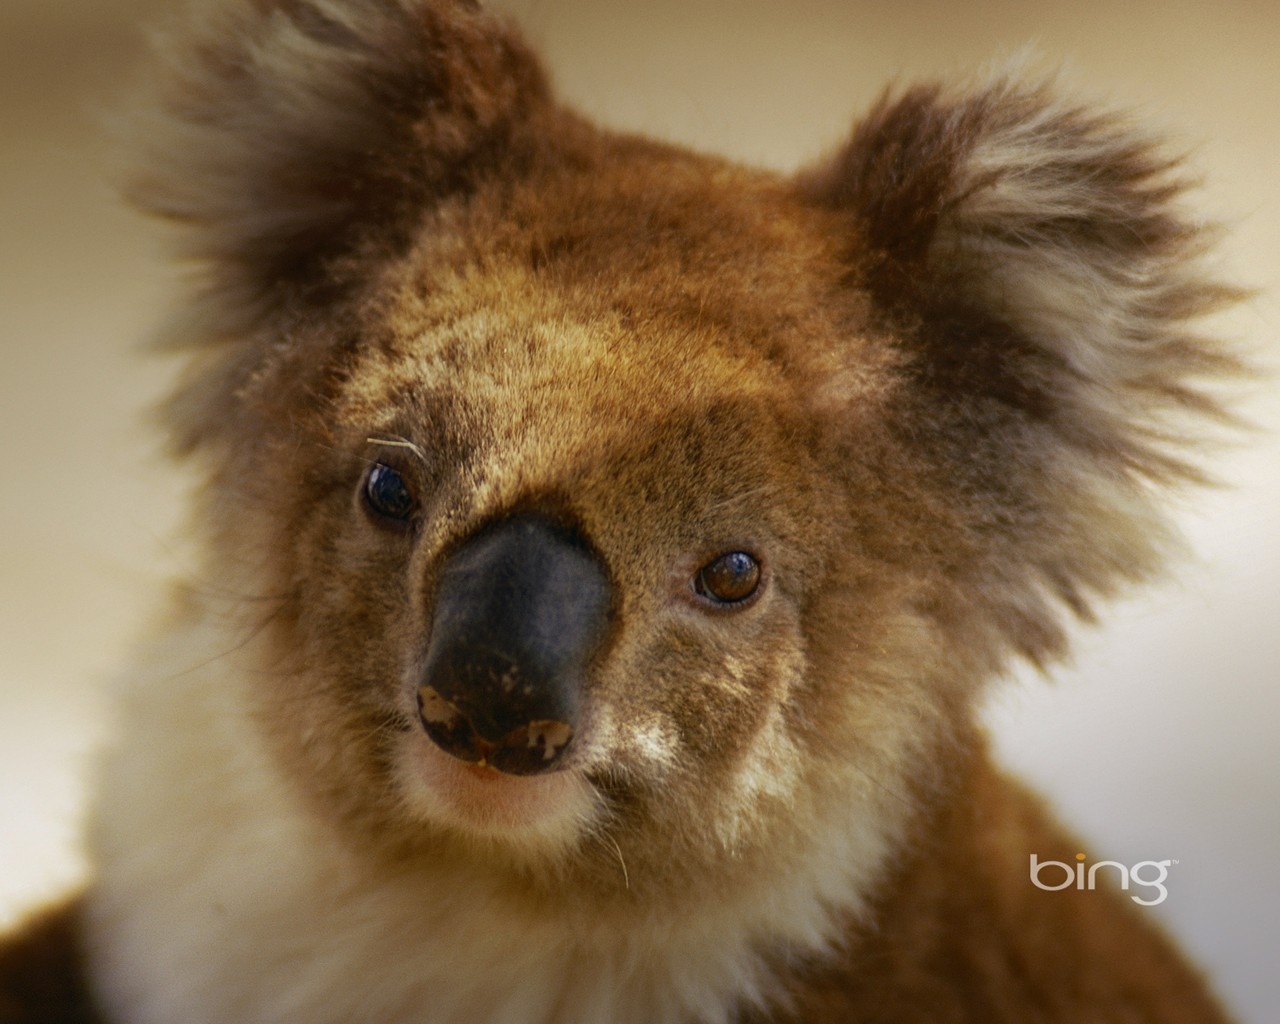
[213,158,952,901]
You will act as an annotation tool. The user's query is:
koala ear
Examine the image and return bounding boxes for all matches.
[127,0,549,325]
[797,73,1245,661]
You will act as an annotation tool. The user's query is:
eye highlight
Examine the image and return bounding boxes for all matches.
[693,551,762,607]
[363,463,416,523]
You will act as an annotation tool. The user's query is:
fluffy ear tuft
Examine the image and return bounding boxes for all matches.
[799,71,1248,663]
[126,0,550,327]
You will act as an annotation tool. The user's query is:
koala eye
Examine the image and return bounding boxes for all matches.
[363,463,416,522]
[694,551,762,606]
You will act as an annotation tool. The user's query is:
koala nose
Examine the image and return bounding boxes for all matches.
[418,515,611,776]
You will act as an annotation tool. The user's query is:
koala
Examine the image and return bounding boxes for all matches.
[0,1,1244,1022]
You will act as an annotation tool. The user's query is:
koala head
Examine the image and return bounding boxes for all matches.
[127,0,1238,913]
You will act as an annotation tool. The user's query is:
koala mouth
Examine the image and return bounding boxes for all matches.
[404,718,596,839]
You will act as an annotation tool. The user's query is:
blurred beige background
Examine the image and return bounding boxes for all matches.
[1,0,1276,1020]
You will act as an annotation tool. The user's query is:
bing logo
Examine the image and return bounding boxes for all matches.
[1030,852,1174,906]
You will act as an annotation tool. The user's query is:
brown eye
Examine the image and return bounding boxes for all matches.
[363,463,416,522]
[694,551,761,606]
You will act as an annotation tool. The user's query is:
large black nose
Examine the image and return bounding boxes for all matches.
[418,515,611,776]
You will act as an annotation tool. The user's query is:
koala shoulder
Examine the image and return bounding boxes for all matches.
[0,897,102,1023]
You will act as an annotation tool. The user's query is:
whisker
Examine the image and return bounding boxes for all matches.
[606,834,631,890]
[366,435,428,464]
[162,597,291,682]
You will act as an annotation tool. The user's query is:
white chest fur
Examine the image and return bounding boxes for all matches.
[81,618,895,1024]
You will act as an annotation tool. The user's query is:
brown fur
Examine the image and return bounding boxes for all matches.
[754,754,1231,1023]
[1,2,1244,1022]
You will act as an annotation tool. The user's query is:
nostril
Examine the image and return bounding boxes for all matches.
[488,719,575,775]
[417,685,575,775]
[417,687,486,764]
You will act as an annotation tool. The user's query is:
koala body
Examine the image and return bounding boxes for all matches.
[0,1,1242,1022]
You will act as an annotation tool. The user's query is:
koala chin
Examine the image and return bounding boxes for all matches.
[0,2,1245,1022]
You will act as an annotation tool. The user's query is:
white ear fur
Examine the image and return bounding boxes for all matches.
[125,0,548,325]
[934,74,1240,463]
[799,70,1246,663]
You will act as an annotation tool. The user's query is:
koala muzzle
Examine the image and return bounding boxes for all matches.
[418,515,611,775]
